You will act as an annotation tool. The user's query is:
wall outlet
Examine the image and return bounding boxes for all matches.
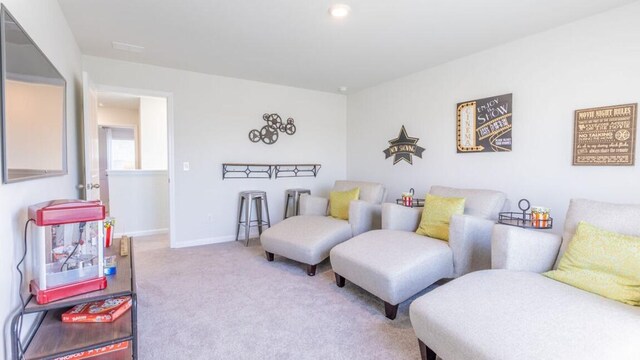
[183,162,190,171]
[207,213,214,223]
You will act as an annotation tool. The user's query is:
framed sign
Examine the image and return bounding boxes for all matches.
[573,103,637,166]
[383,125,425,165]
[457,94,512,153]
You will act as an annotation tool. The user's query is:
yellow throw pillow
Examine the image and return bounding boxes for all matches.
[416,194,465,241]
[544,221,640,306]
[329,188,360,220]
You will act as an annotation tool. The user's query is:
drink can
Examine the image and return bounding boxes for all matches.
[531,206,550,228]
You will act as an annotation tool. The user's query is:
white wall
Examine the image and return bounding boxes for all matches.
[107,170,169,236]
[347,2,640,233]
[0,1,83,358]
[83,56,347,247]
[97,106,139,128]
[97,106,140,168]
[139,96,167,170]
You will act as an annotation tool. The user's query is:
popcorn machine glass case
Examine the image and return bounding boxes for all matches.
[29,200,107,304]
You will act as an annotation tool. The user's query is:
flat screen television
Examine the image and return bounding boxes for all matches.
[0,5,67,183]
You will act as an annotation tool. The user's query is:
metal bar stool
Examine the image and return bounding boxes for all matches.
[283,188,311,219]
[236,190,271,246]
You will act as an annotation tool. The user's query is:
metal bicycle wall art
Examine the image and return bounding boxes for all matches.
[248,113,297,145]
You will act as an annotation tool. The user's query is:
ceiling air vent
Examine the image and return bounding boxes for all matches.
[111,41,144,53]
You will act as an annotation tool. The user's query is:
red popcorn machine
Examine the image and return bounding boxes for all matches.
[28,200,107,304]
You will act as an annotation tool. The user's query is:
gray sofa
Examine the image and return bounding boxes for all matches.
[260,180,386,276]
[410,199,640,360]
[330,186,508,319]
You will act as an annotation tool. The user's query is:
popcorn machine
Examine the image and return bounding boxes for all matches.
[28,200,107,304]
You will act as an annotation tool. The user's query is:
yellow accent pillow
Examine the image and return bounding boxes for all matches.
[329,188,360,220]
[544,221,640,306]
[416,194,465,241]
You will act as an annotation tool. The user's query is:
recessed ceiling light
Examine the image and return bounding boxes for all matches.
[329,4,351,18]
[338,86,348,92]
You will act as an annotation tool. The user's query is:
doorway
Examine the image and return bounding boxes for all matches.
[98,125,137,213]
[82,73,175,247]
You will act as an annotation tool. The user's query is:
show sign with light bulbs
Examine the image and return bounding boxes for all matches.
[457,93,513,153]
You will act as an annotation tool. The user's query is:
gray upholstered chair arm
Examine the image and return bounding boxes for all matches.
[448,214,496,277]
[298,194,329,216]
[491,224,562,273]
[349,200,382,236]
[381,203,422,231]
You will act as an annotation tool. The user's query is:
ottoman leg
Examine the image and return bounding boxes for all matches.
[265,251,274,261]
[306,264,317,276]
[418,339,436,360]
[384,302,399,320]
[335,273,346,287]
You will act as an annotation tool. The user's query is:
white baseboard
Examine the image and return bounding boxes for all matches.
[171,235,237,248]
[114,228,168,238]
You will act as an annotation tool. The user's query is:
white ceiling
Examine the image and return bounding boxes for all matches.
[97,92,140,110]
[58,0,635,93]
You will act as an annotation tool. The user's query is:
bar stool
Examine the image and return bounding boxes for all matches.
[236,190,271,246]
[283,188,311,219]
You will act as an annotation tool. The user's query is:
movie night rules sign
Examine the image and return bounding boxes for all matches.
[573,103,637,166]
[457,94,512,153]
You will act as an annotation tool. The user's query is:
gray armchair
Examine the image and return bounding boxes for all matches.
[330,186,508,319]
[260,180,386,276]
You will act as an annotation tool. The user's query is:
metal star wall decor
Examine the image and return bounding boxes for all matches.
[383,125,425,165]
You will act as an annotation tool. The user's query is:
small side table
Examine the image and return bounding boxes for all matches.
[395,198,424,208]
[498,199,553,230]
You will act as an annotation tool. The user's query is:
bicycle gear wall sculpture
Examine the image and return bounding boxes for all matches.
[248,113,296,145]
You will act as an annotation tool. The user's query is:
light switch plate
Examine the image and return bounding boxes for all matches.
[183,162,190,171]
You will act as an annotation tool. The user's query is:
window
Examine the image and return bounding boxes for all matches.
[109,127,136,170]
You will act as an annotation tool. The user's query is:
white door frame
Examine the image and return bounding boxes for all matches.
[94,84,177,248]
[82,72,100,201]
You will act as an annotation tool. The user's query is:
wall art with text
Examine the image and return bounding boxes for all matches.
[457,93,512,153]
[383,125,425,165]
[573,103,637,166]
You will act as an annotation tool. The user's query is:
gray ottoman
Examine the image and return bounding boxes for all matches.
[330,229,453,319]
[261,215,352,275]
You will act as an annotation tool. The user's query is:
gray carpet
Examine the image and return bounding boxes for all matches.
[134,235,433,359]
